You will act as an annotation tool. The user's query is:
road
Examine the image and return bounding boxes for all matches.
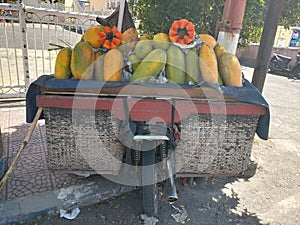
[0,23,81,49]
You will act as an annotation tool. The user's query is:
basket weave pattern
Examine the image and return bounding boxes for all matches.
[44,107,124,175]
[44,106,259,176]
[175,114,259,176]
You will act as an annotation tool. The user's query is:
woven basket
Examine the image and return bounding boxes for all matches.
[44,107,124,175]
[175,114,259,176]
[44,106,259,176]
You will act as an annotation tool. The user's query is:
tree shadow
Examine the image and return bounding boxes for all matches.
[155,175,267,225]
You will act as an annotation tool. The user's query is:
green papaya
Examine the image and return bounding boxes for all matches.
[166,44,185,85]
[127,54,141,73]
[94,50,104,81]
[134,40,153,59]
[185,47,200,84]
[54,47,72,79]
[70,41,94,80]
[129,49,167,82]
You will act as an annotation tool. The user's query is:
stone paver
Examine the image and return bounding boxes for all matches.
[0,106,103,202]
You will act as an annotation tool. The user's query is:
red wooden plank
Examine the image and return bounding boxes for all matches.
[36,95,266,123]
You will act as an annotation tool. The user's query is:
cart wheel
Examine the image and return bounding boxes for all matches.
[141,147,158,217]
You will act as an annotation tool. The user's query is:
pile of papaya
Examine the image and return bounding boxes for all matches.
[54,18,242,87]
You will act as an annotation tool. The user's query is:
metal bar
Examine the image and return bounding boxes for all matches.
[134,135,169,141]
[18,3,30,89]
[24,6,98,21]
[4,21,12,87]
[47,22,52,73]
[40,22,46,75]
[0,58,4,87]
[117,0,126,31]
[11,21,21,86]
[32,22,39,77]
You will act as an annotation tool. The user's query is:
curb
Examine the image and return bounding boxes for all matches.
[0,176,136,224]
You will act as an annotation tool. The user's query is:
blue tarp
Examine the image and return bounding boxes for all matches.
[26,75,270,140]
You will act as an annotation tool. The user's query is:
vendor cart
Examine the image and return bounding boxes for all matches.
[27,76,269,217]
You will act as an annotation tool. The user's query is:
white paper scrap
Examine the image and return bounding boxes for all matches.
[140,214,159,225]
[60,207,80,220]
[171,205,188,224]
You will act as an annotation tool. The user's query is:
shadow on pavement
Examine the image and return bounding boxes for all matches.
[21,176,266,225]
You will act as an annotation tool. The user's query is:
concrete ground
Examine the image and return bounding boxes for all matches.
[0,67,299,225]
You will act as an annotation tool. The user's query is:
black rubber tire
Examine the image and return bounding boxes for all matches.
[293,65,300,79]
[141,146,158,217]
[268,60,278,74]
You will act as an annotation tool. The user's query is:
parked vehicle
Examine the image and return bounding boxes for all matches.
[269,52,300,78]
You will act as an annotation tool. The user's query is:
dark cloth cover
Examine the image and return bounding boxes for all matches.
[96,1,135,33]
[26,75,270,140]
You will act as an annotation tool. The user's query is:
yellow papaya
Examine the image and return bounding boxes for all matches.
[121,28,139,47]
[218,53,243,87]
[94,51,104,81]
[127,54,141,73]
[199,43,219,84]
[83,25,105,48]
[199,34,217,49]
[166,44,185,85]
[104,48,123,82]
[139,36,149,41]
[218,74,224,86]
[129,49,167,82]
[71,41,95,80]
[214,44,226,86]
[119,28,139,55]
[185,47,200,84]
[54,47,72,79]
[152,33,170,50]
[134,40,153,59]
[214,44,226,59]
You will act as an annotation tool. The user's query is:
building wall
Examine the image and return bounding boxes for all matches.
[90,0,121,11]
[236,44,300,67]
[89,0,106,11]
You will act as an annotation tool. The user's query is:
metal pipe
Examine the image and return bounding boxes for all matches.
[217,0,247,54]
[166,158,178,202]
[220,0,247,33]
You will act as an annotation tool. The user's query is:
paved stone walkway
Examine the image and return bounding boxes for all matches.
[0,103,99,202]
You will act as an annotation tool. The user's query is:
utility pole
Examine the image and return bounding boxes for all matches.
[217,0,247,55]
[252,0,285,93]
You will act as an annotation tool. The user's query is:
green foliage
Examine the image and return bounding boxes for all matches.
[280,0,300,27]
[239,0,266,47]
[130,0,224,39]
[130,0,300,48]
